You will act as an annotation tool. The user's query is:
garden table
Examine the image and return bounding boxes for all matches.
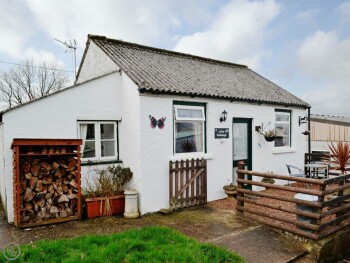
[304,163,328,179]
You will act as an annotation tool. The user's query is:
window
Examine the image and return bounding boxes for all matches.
[174,104,206,154]
[274,110,291,147]
[79,121,118,160]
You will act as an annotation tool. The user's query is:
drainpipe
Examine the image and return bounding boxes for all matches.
[307,106,311,155]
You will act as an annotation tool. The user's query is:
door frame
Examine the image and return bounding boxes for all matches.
[232,118,252,189]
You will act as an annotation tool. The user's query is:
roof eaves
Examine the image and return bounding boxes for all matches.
[139,89,309,109]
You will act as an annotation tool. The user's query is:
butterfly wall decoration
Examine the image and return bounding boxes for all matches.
[149,115,166,129]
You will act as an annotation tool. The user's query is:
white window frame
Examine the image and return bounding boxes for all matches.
[174,105,205,121]
[274,110,291,148]
[174,105,206,155]
[78,121,118,161]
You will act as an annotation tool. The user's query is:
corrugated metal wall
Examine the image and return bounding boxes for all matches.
[311,121,350,142]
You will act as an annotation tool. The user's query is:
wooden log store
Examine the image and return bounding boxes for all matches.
[11,138,82,227]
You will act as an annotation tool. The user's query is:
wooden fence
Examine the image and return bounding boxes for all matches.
[236,161,350,240]
[169,158,207,209]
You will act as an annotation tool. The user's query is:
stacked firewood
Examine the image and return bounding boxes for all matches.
[19,157,79,224]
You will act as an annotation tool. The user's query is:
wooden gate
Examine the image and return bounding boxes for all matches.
[169,158,207,209]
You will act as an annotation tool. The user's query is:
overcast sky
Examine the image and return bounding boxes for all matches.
[0,0,349,116]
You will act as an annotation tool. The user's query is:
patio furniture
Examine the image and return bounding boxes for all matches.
[286,165,306,178]
[286,165,306,187]
[305,162,329,179]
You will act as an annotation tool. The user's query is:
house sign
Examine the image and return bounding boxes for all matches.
[214,128,229,139]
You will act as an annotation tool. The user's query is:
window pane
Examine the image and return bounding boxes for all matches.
[275,124,290,147]
[100,124,115,139]
[233,123,248,160]
[85,124,95,140]
[101,140,115,157]
[83,141,96,158]
[177,108,203,119]
[175,122,203,153]
[276,113,289,122]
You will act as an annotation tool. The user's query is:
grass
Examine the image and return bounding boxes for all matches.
[0,226,244,263]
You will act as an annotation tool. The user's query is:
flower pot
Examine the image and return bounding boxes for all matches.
[223,185,237,198]
[264,136,276,142]
[85,195,125,219]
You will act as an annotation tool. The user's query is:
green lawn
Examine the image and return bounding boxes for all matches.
[1,226,244,263]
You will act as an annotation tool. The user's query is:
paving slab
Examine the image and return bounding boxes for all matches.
[210,224,307,263]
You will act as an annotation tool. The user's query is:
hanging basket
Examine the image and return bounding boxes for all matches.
[264,136,276,142]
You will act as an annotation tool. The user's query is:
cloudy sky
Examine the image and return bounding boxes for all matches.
[0,0,349,116]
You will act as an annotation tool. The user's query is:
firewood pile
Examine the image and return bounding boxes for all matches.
[20,157,79,224]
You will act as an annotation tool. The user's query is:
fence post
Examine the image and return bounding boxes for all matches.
[236,160,245,212]
[316,184,326,237]
[336,178,345,218]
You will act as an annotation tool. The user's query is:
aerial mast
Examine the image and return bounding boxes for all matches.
[54,38,77,79]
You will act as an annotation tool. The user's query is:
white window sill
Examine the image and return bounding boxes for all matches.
[272,147,295,154]
[170,153,214,162]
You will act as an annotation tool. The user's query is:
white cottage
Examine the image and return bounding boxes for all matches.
[0,35,310,223]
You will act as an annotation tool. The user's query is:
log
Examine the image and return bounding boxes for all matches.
[35,180,44,193]
[54,169,61,177]
[69,179,78,189]
[25,202,33,212]
[62,185,69,193]
[29,177,38,189]
[45,192,53,200]
[55,186,63,195]
[30,164,40,176]
[60,210,68,218]
[24,188,35,202]
[52,162,60,170]
[48,184,54,194]
[36,197,45,208]
[23,161,31,173]
[66,158,76,171]
[38,167,49,178]
[20,178,27,191]
[50,205,58,214]
[57,203,65,211]
[42,176,53,184]
[58,194,69,203]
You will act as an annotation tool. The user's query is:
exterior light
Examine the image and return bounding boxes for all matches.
[220,110,227,122]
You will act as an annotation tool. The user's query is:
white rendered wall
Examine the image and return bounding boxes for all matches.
[0,124,6,214]
[139,94,307,213]
[76,41,119,84]
[2,72,142,223]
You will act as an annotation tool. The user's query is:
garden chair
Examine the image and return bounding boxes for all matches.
[286,164,307,187]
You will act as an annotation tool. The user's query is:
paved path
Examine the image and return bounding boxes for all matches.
[0,204,308,262]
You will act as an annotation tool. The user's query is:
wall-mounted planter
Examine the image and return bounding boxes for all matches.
[264,136,276,142]
[85,195,125,219]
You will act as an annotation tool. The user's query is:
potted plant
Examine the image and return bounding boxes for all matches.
[83,165,133,219]
[260,129,277,142]
[223,183,237,198]
[328,142,350,174]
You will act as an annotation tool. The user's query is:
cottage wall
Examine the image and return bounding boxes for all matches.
[76,41,119,84]
[0,69,307,221]
[1,72,143,223]
[138,94,307,213]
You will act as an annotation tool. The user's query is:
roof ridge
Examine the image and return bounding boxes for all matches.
[88,34,248,69]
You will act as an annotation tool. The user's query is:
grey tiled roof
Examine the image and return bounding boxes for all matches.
[311,114,350,126]
[90,35,309,108]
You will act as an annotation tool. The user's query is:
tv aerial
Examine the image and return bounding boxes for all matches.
[55,38,77,79]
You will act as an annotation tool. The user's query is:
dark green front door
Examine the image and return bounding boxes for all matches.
[233,118,252,189]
